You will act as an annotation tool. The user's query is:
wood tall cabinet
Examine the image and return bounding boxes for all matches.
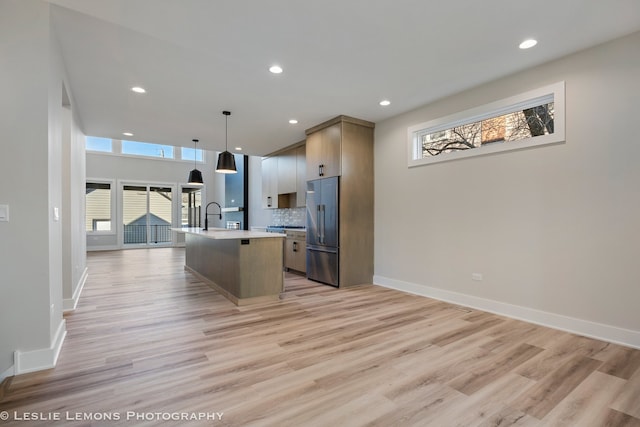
[305,115,375,287]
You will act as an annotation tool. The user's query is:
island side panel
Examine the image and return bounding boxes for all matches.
[185,234,240,297]
[238,237,284,299]
[184,233,284,304]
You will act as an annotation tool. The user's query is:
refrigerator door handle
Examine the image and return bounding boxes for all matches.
[307,246,338,254]
[317,205,322,244]
[320,204,326,244]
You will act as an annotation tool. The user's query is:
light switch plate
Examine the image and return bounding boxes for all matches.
[0,204,8,222]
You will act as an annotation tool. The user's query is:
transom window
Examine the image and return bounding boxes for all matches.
[86,137,204,163]
[122,140,174,159]
[181,147,203,162]
[408,82,565,166]
[86,136,112,153]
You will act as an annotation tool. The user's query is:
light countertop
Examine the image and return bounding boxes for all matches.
[172,227,284,240]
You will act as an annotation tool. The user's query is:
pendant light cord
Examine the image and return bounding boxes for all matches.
[192,139,198,168]
[223,110,231,152]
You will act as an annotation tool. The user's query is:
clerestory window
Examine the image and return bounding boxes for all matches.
[408,81,565,167]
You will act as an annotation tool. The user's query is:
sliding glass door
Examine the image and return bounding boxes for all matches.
[149,186,173,243]
[122,184,173,246]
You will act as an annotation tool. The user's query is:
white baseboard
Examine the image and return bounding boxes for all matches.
[87,245,119,252]
[63,267,88,312]
[374,275,640,350]
[15,319,67,375]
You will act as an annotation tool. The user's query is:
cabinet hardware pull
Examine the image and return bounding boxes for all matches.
[267,196,272,207]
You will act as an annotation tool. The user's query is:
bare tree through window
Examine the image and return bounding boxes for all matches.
[420,102,555,158]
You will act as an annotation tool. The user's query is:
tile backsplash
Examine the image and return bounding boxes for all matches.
[272,207,306,226]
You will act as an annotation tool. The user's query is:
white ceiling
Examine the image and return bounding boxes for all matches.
[47,0,640,156]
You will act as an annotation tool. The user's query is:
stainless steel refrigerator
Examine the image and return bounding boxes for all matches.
[306,176,339,286]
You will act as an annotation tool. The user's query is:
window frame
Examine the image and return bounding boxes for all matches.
[407,81,565,167]
[179,185,203,228]
[117,180,178,248]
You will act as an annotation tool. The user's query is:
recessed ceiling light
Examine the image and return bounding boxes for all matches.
[123,132,133,136]
[269,65,283,74]
[235,147,242,151]
[131,86,146,93]
[379,100,391,106]
[519,39,538,49]
[289,119,298,124]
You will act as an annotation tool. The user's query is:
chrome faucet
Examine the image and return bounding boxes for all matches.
[204,201,222,230]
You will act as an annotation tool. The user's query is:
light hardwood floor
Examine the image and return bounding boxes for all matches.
[1,248,639,426]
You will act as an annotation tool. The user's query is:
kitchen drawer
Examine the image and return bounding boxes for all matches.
[285,230,306,240]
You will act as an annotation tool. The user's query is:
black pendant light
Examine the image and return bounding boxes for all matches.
[216,110,237,174]
[187,139,204,185]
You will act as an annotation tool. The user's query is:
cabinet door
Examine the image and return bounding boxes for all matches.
[293,239,306,272]
[306,123,341,180]
[284,238,294,269]
[261,156,278,209]
[305,131,322,181]
[320,123,342,178]
[283,238,294,270]
[277,148,297,194]
[296,145,307,207]
[285,238,306,273]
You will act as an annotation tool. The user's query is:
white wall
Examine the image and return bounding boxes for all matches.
[60,87,87,311]
[374,31,640,347]
[86,149,225,249]
[0,0,84,378]
[85,151,270,248]
[248,156,273,227]
[47,2,65,345]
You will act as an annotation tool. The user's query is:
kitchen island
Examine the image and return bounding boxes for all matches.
[174,228,285,306]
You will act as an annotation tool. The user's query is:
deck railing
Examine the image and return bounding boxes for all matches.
[123,224,172,244]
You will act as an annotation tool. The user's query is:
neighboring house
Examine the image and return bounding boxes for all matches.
[124,213,172,244]
[86,186,173,243]
[121,189,172,225]
[85,185,111,231]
